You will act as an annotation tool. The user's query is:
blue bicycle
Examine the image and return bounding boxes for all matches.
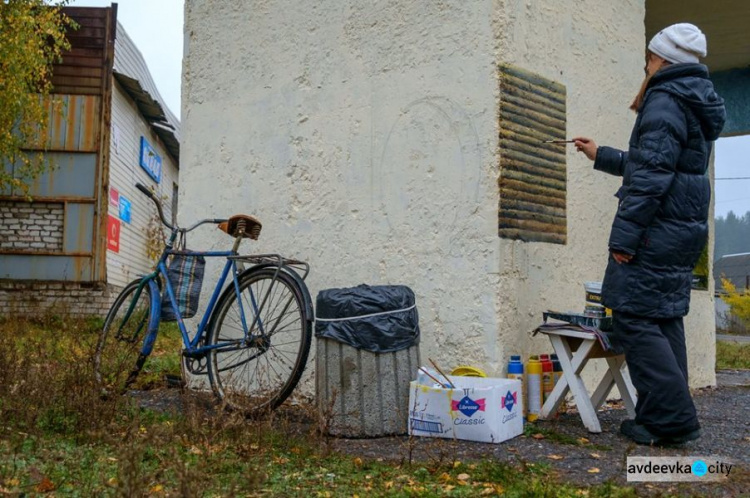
[94,183,313,414]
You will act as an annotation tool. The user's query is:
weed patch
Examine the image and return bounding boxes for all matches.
[0,317,636,496]
[716,341,750,370]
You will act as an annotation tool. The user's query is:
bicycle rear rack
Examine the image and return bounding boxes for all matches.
[228,254,310,280]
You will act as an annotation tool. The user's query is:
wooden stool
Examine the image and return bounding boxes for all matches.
[537,326,637,433]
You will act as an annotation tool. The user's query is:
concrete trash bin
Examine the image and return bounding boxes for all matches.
[315,284,420,437]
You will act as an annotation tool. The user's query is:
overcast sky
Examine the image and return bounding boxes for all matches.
[68,0,183,119]
[67,0,748,218]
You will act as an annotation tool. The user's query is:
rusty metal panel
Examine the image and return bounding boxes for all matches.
[0,255,92,281]
[52,7,109,95]
[64,203,94,254]
[498,64,567,244]
[45,95,100,152]
[25,153,97,198]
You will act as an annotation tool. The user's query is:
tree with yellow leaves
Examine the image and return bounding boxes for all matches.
[0,0,73,196]
[720,277,750,327]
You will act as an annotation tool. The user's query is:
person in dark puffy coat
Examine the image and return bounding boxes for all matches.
[574,23,726,445]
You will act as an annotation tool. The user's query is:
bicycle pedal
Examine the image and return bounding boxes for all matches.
[181,349,206,359]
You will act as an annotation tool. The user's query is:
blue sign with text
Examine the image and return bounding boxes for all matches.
[139,136,162,183]
[119,196,131,224]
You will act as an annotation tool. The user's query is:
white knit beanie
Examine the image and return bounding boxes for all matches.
[648,23,707,64]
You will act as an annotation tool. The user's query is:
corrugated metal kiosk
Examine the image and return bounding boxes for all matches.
[315,285,420,437]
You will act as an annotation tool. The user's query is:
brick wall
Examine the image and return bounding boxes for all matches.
[0,201,64,252]
[0,281,123,318]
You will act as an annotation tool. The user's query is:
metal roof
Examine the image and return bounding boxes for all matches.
[714,252,750,292]
[113,71,179,162]
[113,22,181,165]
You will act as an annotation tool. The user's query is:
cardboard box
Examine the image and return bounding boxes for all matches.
[408,374,523,444]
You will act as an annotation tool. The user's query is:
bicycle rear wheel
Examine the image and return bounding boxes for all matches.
[207,267,312,414]
[94,279,155,395]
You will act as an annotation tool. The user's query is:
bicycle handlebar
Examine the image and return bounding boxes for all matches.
[184,218,228,232]
[134,182,227,234]
[135,182,174,231]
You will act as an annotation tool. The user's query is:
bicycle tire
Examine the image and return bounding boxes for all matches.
[94,278,156,395]
[207,267,312,414]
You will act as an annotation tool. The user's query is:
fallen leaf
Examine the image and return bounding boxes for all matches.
[384,481,394,490]
[547,454,564,460]
[353,457,363,468]
[590,453,601,459]
[578,437,590,444]
[744,437,750,443]
[457,473,470,481]
[587,468,600,474]
[453,460,462,468]
[444,485,456,491]
[438,472,452,483]
[106,457,118,462]
[480,488,495,496]
[150,484,164,493]
[7,478,19,487]
[35,477,55,493]
[532,433,545,440]
[189,446,203,455]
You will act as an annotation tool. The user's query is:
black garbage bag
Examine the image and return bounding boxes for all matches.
[315,284,419,353]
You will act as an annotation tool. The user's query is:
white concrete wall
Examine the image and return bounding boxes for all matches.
[182,0,716,391]
[182,0,500,389]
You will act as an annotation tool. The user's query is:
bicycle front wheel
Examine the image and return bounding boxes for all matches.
[94,279,155,395]
[208,268,312,414]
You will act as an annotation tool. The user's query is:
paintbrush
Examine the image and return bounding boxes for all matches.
[419,367,449,388]
[428,357,456,389]
[543,140,576,144]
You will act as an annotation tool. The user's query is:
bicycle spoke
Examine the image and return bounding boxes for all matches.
[208,269,311,414]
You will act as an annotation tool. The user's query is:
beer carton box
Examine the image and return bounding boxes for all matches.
[408,373,523,444]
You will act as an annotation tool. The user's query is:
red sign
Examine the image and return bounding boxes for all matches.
[107,215,120,253]
[109,187,119,207]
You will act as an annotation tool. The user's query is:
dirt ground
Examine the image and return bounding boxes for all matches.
[135,370,750,497]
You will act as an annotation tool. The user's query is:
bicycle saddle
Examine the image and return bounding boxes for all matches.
[219,214,262,240]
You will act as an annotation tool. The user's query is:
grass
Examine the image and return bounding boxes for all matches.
[716,340,750,370]
[0,315,639,496]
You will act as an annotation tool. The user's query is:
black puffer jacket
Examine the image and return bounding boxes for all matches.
[594,63,726,318]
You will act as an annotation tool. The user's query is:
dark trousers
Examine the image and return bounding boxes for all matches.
[612,312,700,437]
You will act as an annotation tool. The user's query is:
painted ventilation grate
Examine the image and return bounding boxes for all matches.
[498,64,567,244]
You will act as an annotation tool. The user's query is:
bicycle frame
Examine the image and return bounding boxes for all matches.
[118,228,255,364]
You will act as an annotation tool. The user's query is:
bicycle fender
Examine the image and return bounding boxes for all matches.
[238,264,314,320]
[141,278,162,355]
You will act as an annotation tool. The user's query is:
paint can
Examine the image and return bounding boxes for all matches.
[540,354,554,404]
[526,355,543,422]
[584,281,606,316]
[507,355,525,421]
